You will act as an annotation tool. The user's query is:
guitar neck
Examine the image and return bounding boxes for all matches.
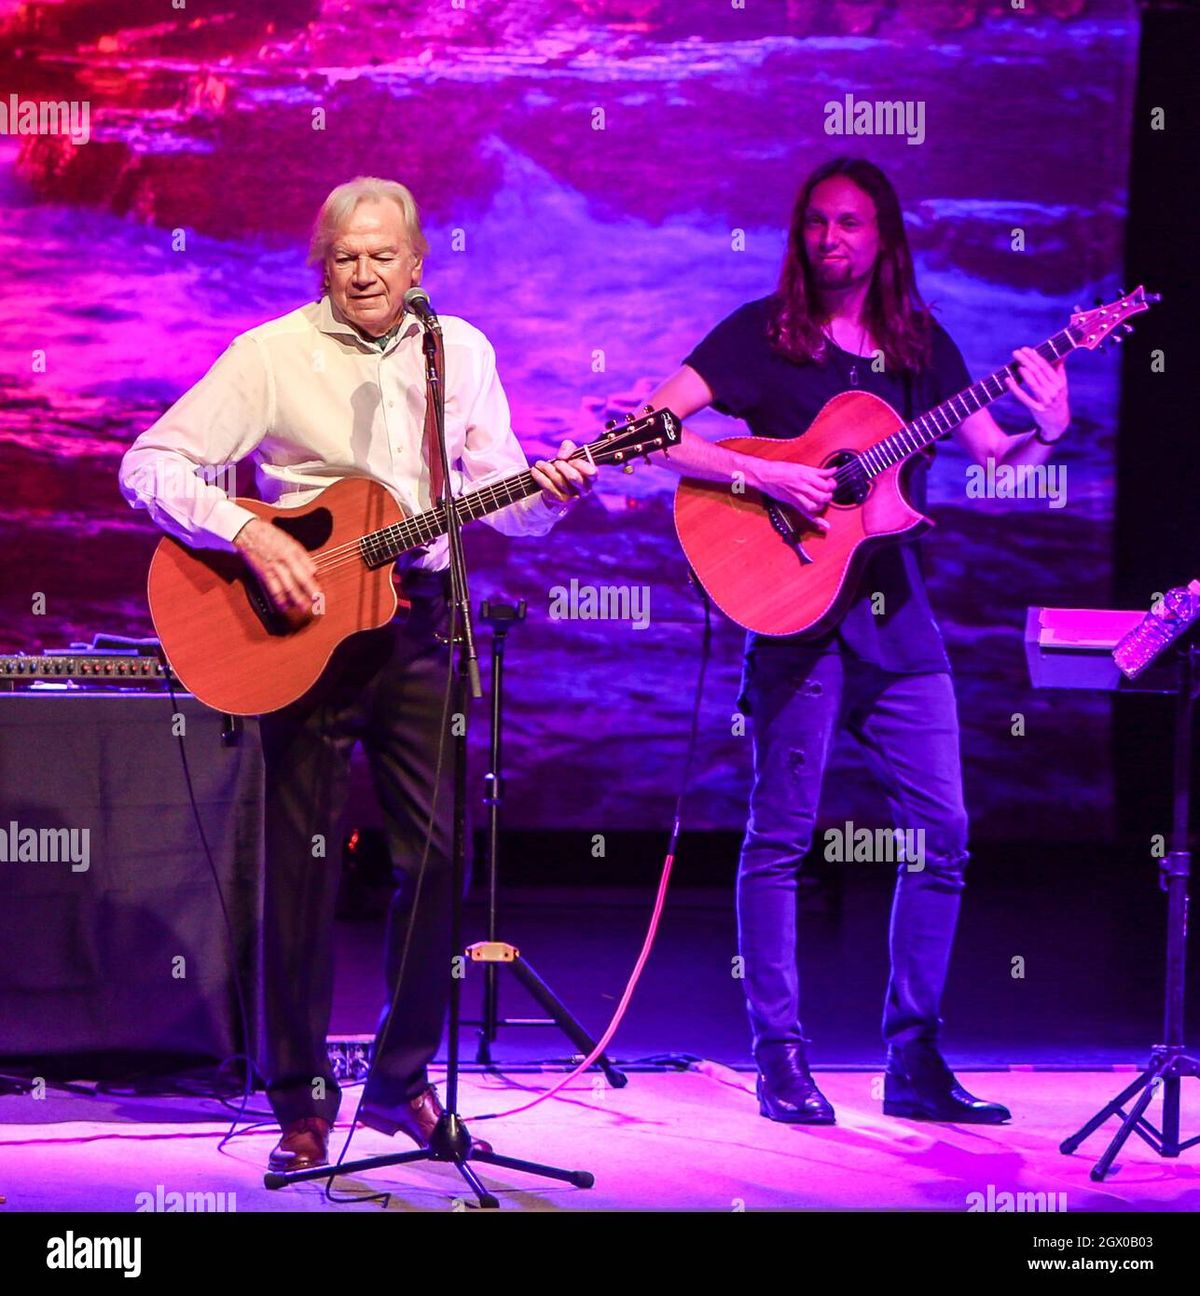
[361,466,544,568]
[863,327,1078,476]
[356,408,680,568]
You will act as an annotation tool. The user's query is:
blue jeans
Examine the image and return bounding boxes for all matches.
[736,644,969,1058]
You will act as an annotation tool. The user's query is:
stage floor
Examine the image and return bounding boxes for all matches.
[332,874,1200,1069]
[3,1067,1198,1212]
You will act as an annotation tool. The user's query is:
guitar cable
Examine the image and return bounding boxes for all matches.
[466,572,715,1123]
[326,567,716,1185]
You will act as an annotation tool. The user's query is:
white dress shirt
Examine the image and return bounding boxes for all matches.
[119,295,565,569]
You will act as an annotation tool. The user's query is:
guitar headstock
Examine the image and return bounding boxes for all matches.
[1068,286,1160,351]
[581,406,682,470]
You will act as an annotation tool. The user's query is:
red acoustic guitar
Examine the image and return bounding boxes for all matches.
[674,289,1156,637]
[148,408,680,715]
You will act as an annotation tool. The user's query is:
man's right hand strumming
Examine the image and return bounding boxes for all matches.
[234,517,324,614]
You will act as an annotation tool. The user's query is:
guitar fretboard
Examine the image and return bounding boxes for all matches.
[352,410,679,568]
[359,469,541,568]
[856,327,1078,479]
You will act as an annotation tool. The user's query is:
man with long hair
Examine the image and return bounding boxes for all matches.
[651,157,1069,1124]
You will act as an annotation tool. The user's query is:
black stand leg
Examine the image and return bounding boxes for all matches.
[508,954,627,1089]
[1060,644,1200,1179]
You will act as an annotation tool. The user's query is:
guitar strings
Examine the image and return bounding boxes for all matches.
[299,466,543,575]
[274,359,1029,581]
[298,390,974,579]
[304,465,549,577]
[302,421,920,582]
[291,436,639,577]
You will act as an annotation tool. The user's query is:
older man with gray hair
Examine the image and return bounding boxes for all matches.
[120,176,594,1173]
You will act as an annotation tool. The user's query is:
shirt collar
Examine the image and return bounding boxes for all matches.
[316,295,421,352]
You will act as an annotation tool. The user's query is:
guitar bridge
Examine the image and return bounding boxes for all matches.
[244,572,290,636]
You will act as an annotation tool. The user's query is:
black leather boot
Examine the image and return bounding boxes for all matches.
[755,1042,836,1124]
[884,1041,1011,1124]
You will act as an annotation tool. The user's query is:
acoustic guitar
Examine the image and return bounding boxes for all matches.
[674,289,1156,637]
[148,408,680,714]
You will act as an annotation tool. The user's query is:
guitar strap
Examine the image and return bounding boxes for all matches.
[422,327,446,505]
[394,328,445,602]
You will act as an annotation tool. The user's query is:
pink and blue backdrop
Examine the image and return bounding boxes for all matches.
[0,0,1137,838]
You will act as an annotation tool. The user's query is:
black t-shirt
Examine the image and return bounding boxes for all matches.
[684,294,971,673]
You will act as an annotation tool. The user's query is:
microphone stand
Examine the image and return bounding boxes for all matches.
[265,306,593,1207]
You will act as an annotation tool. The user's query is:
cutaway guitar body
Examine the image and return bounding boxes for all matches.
[674,289,1156,637]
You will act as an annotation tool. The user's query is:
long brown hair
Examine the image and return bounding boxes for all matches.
[769,157,932,372]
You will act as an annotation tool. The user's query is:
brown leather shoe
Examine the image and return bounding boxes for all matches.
[268,1116,331,1173]
[359,1084,493,1156]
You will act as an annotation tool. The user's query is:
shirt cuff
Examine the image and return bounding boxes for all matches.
[527,491,571,525]
[206,499,261,549]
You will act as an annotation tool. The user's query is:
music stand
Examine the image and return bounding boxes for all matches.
[1057,602,1200,1180]
[466,600,627,1087]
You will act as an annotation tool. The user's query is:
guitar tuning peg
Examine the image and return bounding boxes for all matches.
[605,419,616,431]
[1073,304,1082,313]
[623,464,635,474]
[1094,298,1103,307]
[1122,323,1134,333]
[643,403,653,414]
[1118,288,1126,296]
[625,412,635,423]
[1112,333,1124,344]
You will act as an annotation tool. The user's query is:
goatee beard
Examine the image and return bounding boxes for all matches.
[812,263,855,289]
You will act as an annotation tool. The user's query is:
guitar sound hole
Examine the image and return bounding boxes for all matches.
[273,506,333,550]
[825,450,870,507]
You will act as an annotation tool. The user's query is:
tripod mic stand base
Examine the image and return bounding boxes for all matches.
[264,1113,594,1207]
[1059,1044,1200,1181]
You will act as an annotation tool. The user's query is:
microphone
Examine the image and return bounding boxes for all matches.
[403,286,440,330]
